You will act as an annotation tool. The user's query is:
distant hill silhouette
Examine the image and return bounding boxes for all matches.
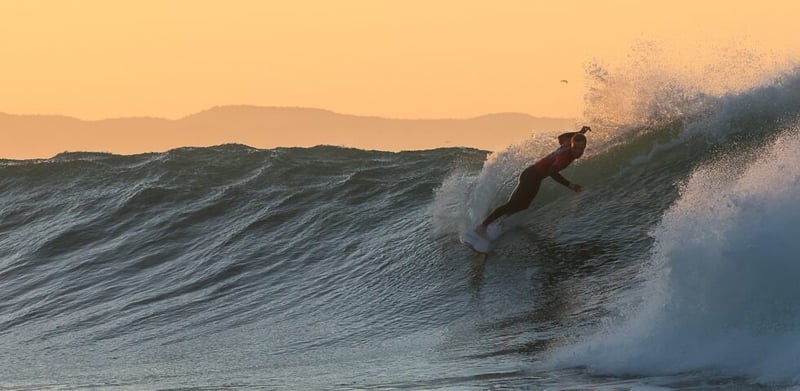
[1,105,576,159]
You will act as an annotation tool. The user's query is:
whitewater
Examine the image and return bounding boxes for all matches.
[3,62,800,389]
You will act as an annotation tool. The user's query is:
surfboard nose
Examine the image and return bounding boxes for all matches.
[462,230,490,253]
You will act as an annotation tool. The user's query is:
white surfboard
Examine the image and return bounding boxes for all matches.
[461,223,505,254]
[461,229,491,254]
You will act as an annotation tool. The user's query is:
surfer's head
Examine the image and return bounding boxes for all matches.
[570,133,587,158]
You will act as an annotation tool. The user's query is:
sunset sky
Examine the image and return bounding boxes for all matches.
[4,0,800,122]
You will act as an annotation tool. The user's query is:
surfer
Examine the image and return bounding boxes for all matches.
[475,126,591,238]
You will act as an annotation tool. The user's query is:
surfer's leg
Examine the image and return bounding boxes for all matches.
[477,175,541,234]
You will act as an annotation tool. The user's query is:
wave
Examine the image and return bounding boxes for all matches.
[549,72,800,384]
[552,126,800,383]
[3,63,800,388]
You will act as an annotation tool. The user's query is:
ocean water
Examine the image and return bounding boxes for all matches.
[3,67,800,390]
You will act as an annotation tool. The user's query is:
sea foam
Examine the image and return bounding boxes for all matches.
[553,127,800,384]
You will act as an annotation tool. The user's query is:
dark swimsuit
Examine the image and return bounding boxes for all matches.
[481,133,578,226]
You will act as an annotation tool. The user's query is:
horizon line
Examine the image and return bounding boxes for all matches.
[0,104,577,122]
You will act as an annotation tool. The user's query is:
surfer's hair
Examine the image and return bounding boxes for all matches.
[571,133,587,145]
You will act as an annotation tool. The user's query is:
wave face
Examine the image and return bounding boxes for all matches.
[3,67,800,389]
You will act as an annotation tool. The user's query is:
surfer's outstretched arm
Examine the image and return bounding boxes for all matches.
[550,172,571,187]
[550,173,583,192]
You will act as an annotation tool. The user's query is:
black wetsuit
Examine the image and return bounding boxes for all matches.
[481,132,578,227]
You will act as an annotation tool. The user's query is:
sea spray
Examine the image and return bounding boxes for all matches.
[553,127,800,383]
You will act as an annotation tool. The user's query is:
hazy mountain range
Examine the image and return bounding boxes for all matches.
[1,105,576,159]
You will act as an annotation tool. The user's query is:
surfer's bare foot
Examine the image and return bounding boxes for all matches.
[475,224,488,239]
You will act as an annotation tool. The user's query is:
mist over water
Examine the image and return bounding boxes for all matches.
[3,53,800,389]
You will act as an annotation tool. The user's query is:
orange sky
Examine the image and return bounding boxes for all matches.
[2,0,800,121]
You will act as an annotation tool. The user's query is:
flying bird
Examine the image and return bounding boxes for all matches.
[560,79,569,84]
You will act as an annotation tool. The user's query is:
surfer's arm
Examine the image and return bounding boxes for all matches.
[550,172,572,187]
[551,173,583,192]
[557,132,577,145]
[557,126,591,145]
